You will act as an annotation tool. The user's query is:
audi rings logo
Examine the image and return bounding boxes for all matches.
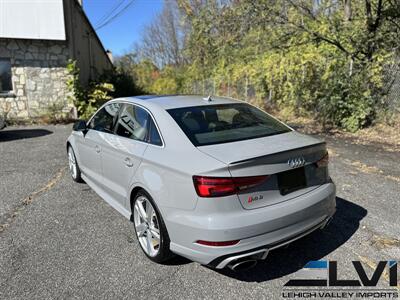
[287,157,306,168]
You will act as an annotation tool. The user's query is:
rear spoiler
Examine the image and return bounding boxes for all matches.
[229,142,327,166]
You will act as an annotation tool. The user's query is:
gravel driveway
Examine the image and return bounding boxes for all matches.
[0,124,399,299]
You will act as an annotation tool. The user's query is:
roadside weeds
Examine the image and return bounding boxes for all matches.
[279,113,400,153]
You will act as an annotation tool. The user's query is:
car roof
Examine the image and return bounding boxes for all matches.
[117,95,241,110]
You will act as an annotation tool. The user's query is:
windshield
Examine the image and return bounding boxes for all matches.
[167,103,291,146]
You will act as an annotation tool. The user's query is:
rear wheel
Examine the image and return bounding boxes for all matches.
[133,191,173,263]
[68,146,83,183]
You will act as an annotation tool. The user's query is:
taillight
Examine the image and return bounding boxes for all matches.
[193,175,270,197]
[196,240,240,246]
[316,152,329,168]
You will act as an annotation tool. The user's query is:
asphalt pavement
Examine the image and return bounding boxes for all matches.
[0,124,399,299]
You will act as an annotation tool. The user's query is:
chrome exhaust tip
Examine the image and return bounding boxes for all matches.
[227,259,258,271]
[215,248,268,269]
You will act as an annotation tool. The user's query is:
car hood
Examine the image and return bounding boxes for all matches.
[197,131,324,165]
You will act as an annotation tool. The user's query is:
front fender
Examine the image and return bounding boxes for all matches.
[66,132,84,167]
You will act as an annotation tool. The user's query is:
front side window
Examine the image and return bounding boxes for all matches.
[88,103,120,133]
[0,59,12,94]
[115,104,149,142]
[168,103,291,146]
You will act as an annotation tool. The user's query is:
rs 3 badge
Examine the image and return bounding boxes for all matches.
[248,195,264,203]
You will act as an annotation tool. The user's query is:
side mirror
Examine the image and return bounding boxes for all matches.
[73,120,87,132]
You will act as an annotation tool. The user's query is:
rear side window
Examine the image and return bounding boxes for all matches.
[115,104,149,142]
[167,103,291,146]
[148,118,162,146]
[88,103,120,133]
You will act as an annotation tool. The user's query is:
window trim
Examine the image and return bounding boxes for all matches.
[86,100,165,148]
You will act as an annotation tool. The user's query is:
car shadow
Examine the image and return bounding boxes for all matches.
[0,129,53,142]
[162,255,192,266]
[211,197,367,282]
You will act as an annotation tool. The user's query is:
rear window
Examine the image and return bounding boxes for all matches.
[167,103,291,146]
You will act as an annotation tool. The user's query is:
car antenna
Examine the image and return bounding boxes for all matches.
[203,95,212,102]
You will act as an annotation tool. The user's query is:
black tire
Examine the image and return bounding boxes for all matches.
[132,190,174,263]
[67,146,84,183]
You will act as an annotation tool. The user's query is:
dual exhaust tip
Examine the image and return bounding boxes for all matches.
[227,259,258,271]
[222,216,334,271]
[217,248,269,270]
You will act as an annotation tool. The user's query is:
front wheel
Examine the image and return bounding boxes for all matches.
[68,146,83,183]
[133,191,173,263]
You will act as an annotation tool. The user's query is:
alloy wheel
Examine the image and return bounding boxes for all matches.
[68,148,77,179]
[134,196,161,257]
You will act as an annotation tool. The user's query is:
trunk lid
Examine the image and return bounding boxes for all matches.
[197,131,329,209]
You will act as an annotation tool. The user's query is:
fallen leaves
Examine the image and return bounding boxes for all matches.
[342,159,400,183]
[22,167,65,205]
[357,255,399,290]
[370,235,400,250]
[0,167,66,233]
[349,160,384,175]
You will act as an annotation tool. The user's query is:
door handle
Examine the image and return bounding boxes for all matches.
[95,145,101,153]
[124,157,134,167]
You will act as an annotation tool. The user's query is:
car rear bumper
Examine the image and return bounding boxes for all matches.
[209,215,332,269]
[165,182,336,267]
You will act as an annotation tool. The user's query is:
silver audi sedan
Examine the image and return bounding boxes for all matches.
[67,95,336,270]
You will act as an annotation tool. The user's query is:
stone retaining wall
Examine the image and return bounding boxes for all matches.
[0,39,74,120]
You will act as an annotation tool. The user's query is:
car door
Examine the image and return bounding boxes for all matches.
[77,102,121,187]
[99,103,150,208]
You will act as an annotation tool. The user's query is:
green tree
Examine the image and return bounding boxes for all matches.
[128,0,400,131]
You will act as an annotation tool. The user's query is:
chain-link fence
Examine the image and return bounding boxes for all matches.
[185,77,268,108]
[186,62,400,115]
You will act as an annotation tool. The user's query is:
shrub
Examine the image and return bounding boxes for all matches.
[100,69,143,98]
[66,60,114,120]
